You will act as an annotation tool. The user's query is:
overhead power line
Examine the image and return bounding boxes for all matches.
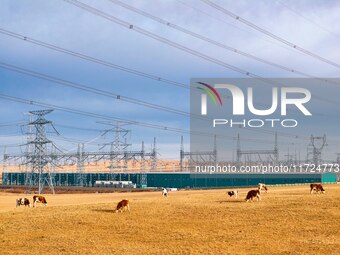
[1,28,339,111]
[0,143,24,148]
[0,62,206,120]
[109,0,328,80]
[62,0,340,109]
[63,0,268,80]
[0,11,338,141]
[54,124,104,133]
[0,2,334,143]
[0,120,26,127]
[277,1,340,39]
[0,133,23,137]
[201,0,340,69]
[0,28,187,90]
[175,0,306,56]
[5,65,339,143]
[0,92,309,141]
[2,61,335,139]
[0,92,194,135]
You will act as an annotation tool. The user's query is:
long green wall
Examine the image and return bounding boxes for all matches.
[2,172,335,188]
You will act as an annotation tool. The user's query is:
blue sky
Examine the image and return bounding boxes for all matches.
[1,0,340,160]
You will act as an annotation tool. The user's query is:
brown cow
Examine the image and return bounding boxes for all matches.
[33,195,48,207]
[115,199,130,213]
[16,197,31,208]
[245,189,261,202]
[310,184,325,194]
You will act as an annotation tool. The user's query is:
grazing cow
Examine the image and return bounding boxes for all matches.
[245,189,261,202]
[162,188,168,197]
[227,190,238,199]
[16,197,31,208]
[115,199,130,213]
[258,183,268,192]
[310,184,325,194]
[33,195,47,207]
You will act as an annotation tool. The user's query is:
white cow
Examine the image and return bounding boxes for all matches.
[162,188,168,197]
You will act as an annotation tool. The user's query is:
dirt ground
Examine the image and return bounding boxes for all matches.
[0,184,339,255]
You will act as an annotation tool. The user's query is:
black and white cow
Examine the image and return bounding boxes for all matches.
[227,190,238,199]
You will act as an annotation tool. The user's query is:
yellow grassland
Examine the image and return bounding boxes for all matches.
[0,184,339,254]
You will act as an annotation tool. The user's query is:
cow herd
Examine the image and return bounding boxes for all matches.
[15,183,326,212]
[226,183,326,203]
[15,195,48,208]
[227,183,268,202]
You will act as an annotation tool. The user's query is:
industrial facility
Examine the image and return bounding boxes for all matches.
[2,109,338,193]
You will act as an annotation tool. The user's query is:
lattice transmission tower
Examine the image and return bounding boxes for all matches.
[307,135,327,165]
[26,109,57,194]
[100,122,131,172]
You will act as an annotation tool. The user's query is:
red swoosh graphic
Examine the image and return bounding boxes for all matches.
[197,82,223,106]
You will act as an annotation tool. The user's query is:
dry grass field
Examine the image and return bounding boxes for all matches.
[0,184,339,255]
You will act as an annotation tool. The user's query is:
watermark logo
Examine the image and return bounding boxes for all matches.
[194,79,312,128]
[198,82,312,116]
